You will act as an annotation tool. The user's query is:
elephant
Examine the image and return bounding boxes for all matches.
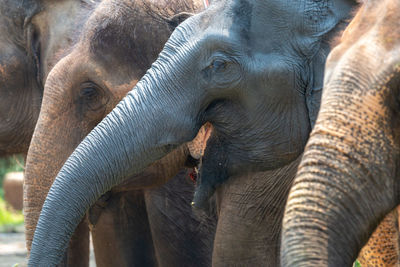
[0,0,101,265]
[27,0,358,266]
[0,0,98,157]
[23,0,218,266]
[281,0,400,266]
[0,0,213,265]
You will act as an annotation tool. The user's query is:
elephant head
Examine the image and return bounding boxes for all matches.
[281,0,400,265]
[24,0,202,257]
[28,0,357,265]
[0,0,97,156]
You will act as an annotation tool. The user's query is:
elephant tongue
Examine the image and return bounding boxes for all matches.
[189,167,198,183]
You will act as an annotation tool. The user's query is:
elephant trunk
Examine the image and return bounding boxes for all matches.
[281,76,399,266]
[28,70,198,266]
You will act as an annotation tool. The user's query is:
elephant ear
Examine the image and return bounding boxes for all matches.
[305,0,359,128]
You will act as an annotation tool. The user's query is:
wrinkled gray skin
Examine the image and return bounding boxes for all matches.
[29,0,357,266]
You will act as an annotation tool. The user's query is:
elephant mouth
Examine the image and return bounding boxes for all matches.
[188,123,230,211]
[187,122,213,160]
[187,122,214,184]
[188,166,198,183]
[90,123,216,218]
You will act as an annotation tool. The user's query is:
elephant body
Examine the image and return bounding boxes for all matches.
[282,0,400,265]
[28,0,361,266]
[24,0,218,266]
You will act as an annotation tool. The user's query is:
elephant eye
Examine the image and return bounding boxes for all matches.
[79,82,107,112]
[201,55,239,84]
[80,82,101,100]
[81,86,98,101]
[210,59,227,71]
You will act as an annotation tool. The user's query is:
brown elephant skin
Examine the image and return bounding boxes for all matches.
[282,0,400,265]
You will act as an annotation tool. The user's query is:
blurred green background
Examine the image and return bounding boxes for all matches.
[0,155,24,232]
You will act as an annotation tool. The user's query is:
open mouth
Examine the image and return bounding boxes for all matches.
[186,122,214,185]
[187,123,230,210]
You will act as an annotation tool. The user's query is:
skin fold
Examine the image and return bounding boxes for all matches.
[24,0,218,266]
[281,0,400,266]
[27,0,359,266]
[0,0,100,265]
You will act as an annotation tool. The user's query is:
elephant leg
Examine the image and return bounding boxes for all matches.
[144,169,216,267]
[212,158,300,267]
[89,190,157,267]
[57,218,90,267]
[357,207,400,267]
[68,218,90,266]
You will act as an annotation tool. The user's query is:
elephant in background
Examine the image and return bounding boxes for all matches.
[281,0,400,266]
[27,0,361,266]
[0,0,98,157]
[0,0,101,265]
[24,0,217,266]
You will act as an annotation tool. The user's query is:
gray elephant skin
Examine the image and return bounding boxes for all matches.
[28,0,357,266]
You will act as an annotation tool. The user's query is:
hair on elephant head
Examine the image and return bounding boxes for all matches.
[281,0,400,266]
[28,0,358,265]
